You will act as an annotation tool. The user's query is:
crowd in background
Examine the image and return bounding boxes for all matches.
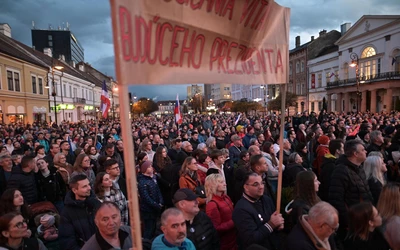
[0,110,399,250]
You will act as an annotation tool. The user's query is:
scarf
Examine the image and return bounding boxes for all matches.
[299,215,331,250]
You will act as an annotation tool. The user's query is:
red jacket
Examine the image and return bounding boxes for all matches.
[206,194,238,250]
[313,145,330,177]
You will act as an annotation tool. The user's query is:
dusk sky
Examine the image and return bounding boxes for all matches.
[1,0,399,100]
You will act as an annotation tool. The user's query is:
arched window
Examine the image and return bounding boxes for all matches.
[360,46,379,78]
[361,47,376,58]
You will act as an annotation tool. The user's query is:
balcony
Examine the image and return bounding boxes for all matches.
[326,71,400,89]
[73,97,86,104]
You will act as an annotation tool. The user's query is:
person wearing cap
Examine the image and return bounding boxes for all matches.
[138,161,163,240]
[242,126,256,150]
[173,188,220,250]
[313,135,330,178]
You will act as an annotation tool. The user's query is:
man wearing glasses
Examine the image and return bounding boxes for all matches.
[286,201,338,250]
[232,172,284,250]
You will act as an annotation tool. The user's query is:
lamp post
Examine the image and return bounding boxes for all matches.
[111,82,118,120]
[45,60,64,125]
[349,52,360,113]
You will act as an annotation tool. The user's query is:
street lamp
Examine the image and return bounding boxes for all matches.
[45,60,64,125]
[349,52,361,113]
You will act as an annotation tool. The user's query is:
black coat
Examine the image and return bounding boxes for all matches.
[282,163,306,188]
[318,155,337,202]
[159,162,181,208]
[36,167,66,202]
[59,191,101,250]
[368,177,383,205]
[232,194,278,250]
[6,166,39,205]
[328,155,373,229]
[343,230,390,250]
[286,220,336,250]
[186,211,220,250]
[0,168,10,197]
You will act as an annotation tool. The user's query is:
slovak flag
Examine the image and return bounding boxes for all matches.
[329,72,335,78]
[175,94,182,125]
[100,80,111,118]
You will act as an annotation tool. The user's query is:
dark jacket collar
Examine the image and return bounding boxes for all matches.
[95,228,129,250]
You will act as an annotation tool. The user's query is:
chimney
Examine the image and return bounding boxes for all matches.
[43,48,52,58]
[295,36,300,48]
[59,55,66,61]
[72,61,76,68]
[0,23,11,38]
[341,23,351,35]
[319,30,327,37]
[79,64,84,72]
[311,36,314,41]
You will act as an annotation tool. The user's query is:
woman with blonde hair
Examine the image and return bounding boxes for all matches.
[364,155,387,203]
[53,152,73,185]
[179,157,206,206]
[377,183,400,250]
[205,174,237,250]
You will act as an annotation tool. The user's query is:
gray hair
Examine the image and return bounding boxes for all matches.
[288,153,299,164]
[205,137,216,148]
[161,208,183,226]
[369,131,382,144]
[364,155,385,185]
[308,201,338,225]
[182,141,191,148]
[197,143,207,151]
[220,148,229,155]
[249,138,258,146]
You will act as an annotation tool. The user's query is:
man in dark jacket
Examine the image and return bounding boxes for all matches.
[59,174,101,250]
[286,201,337,250]
[242,126,256,149]
[366,130,385,160]
[0,154,13,197]
[232,172,284,250]
[104,159,127,198]
[101,143,125,177]
[188,132,200,150]
[6,155,39,204]
[43,143,60,167]
[81,202,133,250]
[229,134,244,168]
[318,139,344,202]
[174,188,220,250]
[329,139,373,245]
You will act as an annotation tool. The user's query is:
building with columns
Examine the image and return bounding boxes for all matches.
[327,15,400,113]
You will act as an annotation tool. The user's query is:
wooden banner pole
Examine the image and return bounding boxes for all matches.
[276,83,287,213]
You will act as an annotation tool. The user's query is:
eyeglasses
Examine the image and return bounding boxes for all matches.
[323,223,339,233]
[14,220,28,229]
[109,167,119,171]
[245,181,266,187]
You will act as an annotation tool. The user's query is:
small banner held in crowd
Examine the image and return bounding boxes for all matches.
[110,0,290,85]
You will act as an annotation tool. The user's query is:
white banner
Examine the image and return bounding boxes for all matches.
[110,0,290,85]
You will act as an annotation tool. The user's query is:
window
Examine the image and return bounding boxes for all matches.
[69,86,72,97]
[361,47,376,58]
[48,35,53,41]
[289,63,292,75]
[38,78,43,94]
[325,72,331,83]
[82,89,84,98]
[301,61,304,72]
[32,76,37,94]
[344,63,349,80]
[296,62,300,73]
[335,70,339,81]
[318,101,322,111]
[63,85,66,97]
[311,102,315,111]
[7,70,20,92]
[318,74,322,87]
[296,84,300,95]
[48,41,53,47]
[301,83,305,95]
[74,88,77,97]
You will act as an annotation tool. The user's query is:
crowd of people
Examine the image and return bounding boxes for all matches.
[0,110,399,250]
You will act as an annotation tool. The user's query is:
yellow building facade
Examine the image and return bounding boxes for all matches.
[0,52,49,124]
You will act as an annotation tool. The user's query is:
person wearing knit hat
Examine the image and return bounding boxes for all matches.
[314,135,330,177]
[317,135,330,145]
[137,160,163,239]
[384,126,396,137]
